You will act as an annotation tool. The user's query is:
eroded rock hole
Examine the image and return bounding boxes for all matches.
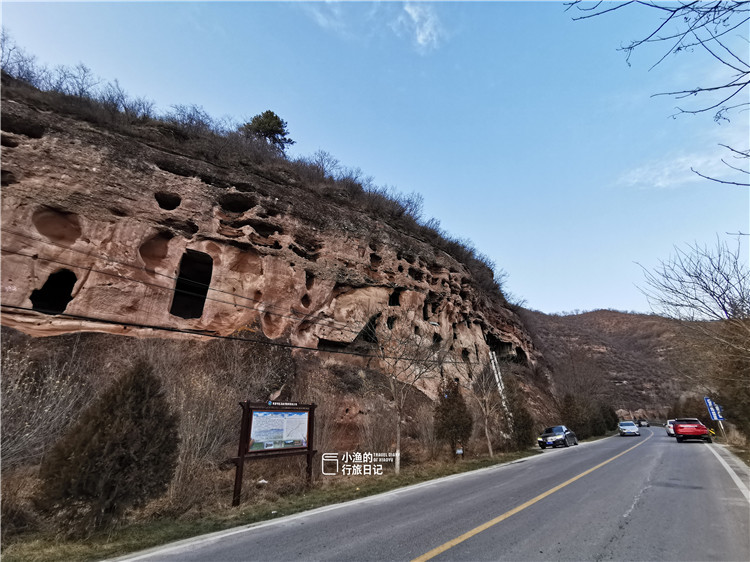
[139,231,174,269]
[155,192,182,210]
[218,193,256,214]
[387,316,396,330]
[32,208,81,245]
[305,271,315,290]
[169,250,213,319]
[301,294,311,308]
[359,314,380,344]
[515,347,528,365]
[1,134,19,147]
[30,269,76,315]
[389,288,403,307]
[2,170,17,186]
[408,267,424,282]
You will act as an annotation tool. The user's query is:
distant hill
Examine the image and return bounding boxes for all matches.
[518,309,708,418]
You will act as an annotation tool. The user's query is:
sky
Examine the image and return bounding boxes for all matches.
[2,1,748,315]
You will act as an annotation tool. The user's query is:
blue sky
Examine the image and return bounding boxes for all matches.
[2,1,748,314]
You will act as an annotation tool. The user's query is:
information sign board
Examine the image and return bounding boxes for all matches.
[249,410,309,451]
[704,396,725,421]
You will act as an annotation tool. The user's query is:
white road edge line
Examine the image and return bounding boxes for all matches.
[705,443,750,503]
[104,451,552,561]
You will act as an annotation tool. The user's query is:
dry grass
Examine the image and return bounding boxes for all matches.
[0,449,538,562]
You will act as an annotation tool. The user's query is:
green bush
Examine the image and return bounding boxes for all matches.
[36,360,179,536]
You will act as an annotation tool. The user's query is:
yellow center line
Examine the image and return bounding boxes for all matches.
[412,432,654,562]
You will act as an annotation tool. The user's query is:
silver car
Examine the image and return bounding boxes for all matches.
[666,419,676,436]
[618,420,640,436]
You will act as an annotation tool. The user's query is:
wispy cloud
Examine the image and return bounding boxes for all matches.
[303,2,347,35]
[302,2,447,55]
[396,2,445,53]
[619,124,749,189]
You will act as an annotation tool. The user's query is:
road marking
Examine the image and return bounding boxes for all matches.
[704,443,750,502]
[412,433,653,562]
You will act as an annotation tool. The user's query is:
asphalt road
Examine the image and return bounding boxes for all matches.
[114,429,750,562]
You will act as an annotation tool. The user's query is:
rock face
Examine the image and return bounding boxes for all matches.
[1,93,539,400]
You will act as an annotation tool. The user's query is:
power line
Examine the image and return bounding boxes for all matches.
[0,303,478,365]
[0,227,363,336]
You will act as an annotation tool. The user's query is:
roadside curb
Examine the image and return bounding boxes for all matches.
[706,442,750,502]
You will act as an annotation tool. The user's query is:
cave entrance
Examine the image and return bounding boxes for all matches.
[170,250,213,319]
[30,269,77,315]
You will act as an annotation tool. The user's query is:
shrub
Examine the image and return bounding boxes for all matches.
[36,360,179,535]
[504,375,536,450]
[434,377,473,456]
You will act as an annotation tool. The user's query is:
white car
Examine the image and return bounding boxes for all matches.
[666,419,676,436]
[618,420,640,436]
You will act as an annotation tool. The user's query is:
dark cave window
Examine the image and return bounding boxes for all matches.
[169,250,213,319]
[360,314,380,344]
[30,269,77,315]
[389,288,403,307]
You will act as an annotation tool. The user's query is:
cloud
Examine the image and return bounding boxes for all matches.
[619,125,749,189]
[301,2,447,54]
[303,2,347,34]
[395,2,445,53]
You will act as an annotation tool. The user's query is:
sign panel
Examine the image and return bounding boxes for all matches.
[704,396,725,421]
[249,410,309,451]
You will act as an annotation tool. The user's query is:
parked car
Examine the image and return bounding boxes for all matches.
[666,419,676,436]
[673,418,712,443]
[537,425,578,449]
[618,420,641,436]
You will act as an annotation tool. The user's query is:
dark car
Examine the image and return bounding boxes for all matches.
[673,418,712,443]
[537,425,578,449]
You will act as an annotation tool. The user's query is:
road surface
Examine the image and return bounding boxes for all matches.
[113,428,750,561]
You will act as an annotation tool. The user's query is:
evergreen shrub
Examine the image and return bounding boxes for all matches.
[36,360,179,535]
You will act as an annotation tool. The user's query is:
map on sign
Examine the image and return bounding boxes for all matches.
[249,410,309,451]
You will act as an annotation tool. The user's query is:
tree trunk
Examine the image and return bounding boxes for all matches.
[484,420,494,457]
[395,410,402,475]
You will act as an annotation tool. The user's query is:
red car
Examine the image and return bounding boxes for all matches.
[673,418,712,443]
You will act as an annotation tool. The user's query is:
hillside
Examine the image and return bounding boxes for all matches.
[520,308,709,418]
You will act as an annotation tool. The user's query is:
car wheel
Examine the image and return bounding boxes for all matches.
[574,438,579,445]
[564,438,570,447]
[676,436,684,442]
[540,444,546,449]
[705,437,712,443]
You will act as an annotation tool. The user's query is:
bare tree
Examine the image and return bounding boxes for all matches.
[457,360,506,457]
[641,237,750,357]
[568,1,750,186]
[364,312,448,474]
[640,237,750,433]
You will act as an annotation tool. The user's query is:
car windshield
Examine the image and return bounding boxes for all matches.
[620,421,636,426]
[542,426,565,434]
[675,418,700,424]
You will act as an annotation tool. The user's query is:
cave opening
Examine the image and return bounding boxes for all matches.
[389,288,403,307]
[169,250,213,319]
[30,269,77,315]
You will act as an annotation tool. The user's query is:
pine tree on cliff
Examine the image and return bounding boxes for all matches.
[239,110,295,153]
